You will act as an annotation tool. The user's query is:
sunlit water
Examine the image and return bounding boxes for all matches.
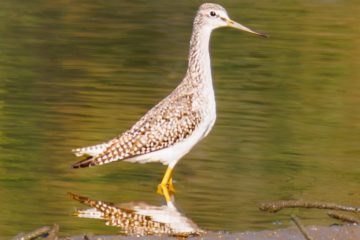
[0,0,359,238]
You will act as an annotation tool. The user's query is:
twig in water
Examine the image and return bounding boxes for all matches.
[291,215,314,240]
[260,200,360,213]
[13,226,51,240]
[327,211,360,224]
[45,224,59,240]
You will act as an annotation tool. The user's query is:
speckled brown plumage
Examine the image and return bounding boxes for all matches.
[72,84,203,168]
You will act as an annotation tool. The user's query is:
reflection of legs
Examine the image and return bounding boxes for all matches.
[157,166,175,195]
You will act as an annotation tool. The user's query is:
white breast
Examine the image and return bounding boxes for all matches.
[127,114,215,168]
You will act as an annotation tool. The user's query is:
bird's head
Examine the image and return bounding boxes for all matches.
[196,3,267,37]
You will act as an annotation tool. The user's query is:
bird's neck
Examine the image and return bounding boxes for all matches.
[185,22,213,88]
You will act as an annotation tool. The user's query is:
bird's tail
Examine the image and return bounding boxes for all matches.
[71,142,110,168]
[72,142,109,157]
[72,156,97,168]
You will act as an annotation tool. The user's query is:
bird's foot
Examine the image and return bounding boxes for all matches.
[167,177,175,192]
[157,167,175,195]
[157,183,174,202]
[157,181,175,194]
[156,183,166,195]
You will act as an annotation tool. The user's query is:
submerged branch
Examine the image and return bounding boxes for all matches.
[13,226,51,240]
[260,200,360,213]
[327,211,360,224]
[291,215,314,240]
[12,224,59,240]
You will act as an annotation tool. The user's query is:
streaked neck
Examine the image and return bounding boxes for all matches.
[185,21,213,87]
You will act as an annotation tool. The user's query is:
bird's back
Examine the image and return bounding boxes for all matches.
[72,81,208,168]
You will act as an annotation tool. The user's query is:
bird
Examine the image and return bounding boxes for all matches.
[69,186,204,237]
[71,3,267,193]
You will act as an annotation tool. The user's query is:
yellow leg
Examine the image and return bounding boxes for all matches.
[161,166,173,185]
[157,167,175,195]
[158,184,173,203]
[167,177,175,193]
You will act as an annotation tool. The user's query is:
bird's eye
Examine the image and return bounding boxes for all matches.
[210,11,216,17]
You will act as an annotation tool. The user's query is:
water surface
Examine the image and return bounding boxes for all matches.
[0,0,359,237]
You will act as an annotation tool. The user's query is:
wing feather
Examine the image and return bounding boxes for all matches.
[72,92,201,168]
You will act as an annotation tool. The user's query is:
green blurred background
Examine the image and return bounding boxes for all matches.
[0,0,359,237]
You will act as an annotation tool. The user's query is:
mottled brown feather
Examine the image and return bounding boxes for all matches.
[75,85,202,167]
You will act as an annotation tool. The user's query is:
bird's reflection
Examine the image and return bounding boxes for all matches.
[69,186,204,237]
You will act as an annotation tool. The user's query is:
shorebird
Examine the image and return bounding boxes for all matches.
[72,3,266,192]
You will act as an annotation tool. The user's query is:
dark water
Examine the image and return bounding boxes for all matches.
[1,0,360,237]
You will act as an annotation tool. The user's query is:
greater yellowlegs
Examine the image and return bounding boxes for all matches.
[72,3,266,192]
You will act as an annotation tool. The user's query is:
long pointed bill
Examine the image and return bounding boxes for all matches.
[225,18,268,38]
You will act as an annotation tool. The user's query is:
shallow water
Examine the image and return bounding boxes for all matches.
[0,0,360,238]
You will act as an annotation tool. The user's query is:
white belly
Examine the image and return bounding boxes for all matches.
[127,114,216,168]
[128,83,217,168]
